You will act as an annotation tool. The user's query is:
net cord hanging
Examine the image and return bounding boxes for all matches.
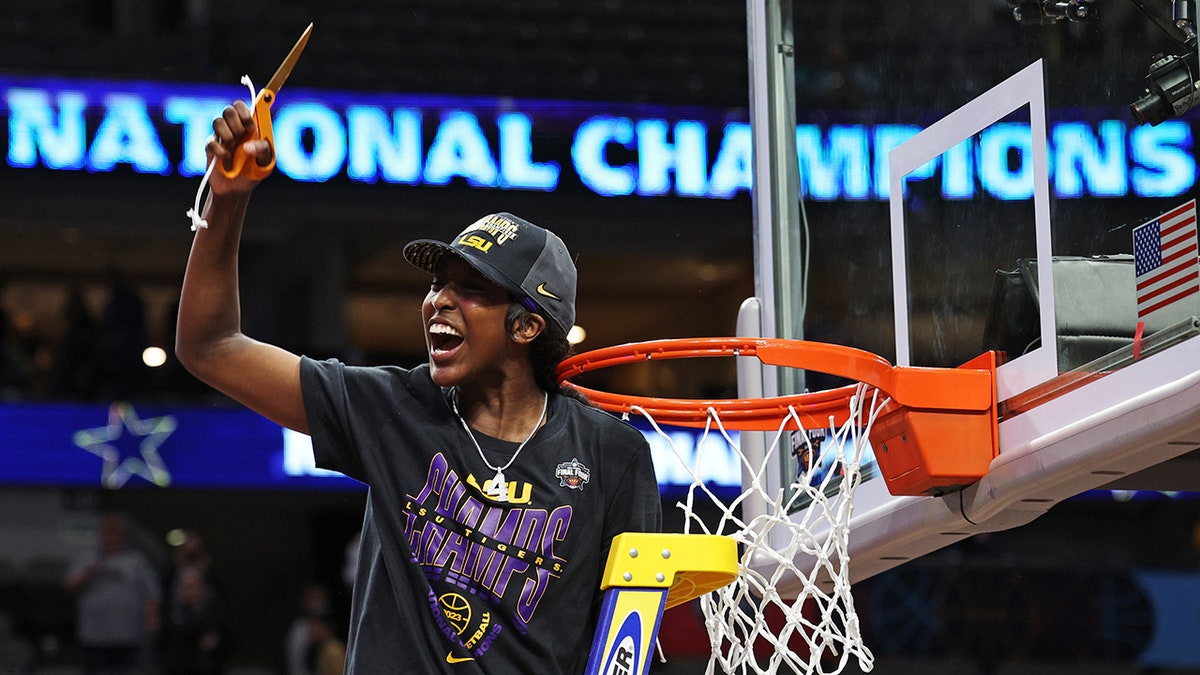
[627,382,883,674]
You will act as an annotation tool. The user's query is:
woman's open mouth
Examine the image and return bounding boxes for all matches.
[429,322,464,354]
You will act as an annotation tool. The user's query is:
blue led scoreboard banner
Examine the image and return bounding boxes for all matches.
[0,400,743,494]
[0,400,357,491]
[1,75,1195,201]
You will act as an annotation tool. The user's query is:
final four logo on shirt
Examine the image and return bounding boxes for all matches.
[555,458,591,490]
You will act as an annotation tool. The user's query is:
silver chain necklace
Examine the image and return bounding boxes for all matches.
[451,389,547,503]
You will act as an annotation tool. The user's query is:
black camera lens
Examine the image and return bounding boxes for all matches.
[1131,89,1172,126]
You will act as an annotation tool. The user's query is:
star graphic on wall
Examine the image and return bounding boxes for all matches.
[73,401,176,489]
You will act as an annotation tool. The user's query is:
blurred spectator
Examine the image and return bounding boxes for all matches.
[313,631,346,675]
[164,530,223,606]
[63,512,161,675]
[284,583,344,675]
[95,269,148,400]
[159,566,228,675]
[9,308,50,397]
[0,303,34,400]
[49,286,99,400]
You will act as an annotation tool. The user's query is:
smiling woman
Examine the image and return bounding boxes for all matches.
[174,94,662,673]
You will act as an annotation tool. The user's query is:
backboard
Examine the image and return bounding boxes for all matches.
[744,45,1200,588]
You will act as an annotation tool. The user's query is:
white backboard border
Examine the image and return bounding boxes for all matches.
[888,59,1057,401]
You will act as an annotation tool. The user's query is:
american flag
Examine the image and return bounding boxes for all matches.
[1133,199,1200,321]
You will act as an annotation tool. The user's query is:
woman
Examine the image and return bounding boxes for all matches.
[176,100,661,673]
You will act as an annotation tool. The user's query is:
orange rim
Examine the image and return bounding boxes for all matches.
[557,337,996,431]
[556,338,905,430]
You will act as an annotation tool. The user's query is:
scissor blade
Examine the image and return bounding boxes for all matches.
[264,23,313,94]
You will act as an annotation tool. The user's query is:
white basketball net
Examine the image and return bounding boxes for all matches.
[631,383,884,674]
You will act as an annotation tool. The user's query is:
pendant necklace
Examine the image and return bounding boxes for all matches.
[451,389,547,503]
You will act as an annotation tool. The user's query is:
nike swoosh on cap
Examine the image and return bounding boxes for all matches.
[446,652,475,664]
[536,282,561,300]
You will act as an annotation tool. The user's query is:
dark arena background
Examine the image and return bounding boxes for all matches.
[1,1,1200,674]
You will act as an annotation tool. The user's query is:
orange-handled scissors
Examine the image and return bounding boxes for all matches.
[220,23,313,180]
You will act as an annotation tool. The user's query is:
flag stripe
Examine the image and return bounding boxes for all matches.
[1138,268,1199,304]
[1140,284,1200,318]
[1160,215,1196,240]
[1161,228,1196,252]
[1159,199,1195,223]
[1162,241,1200,265]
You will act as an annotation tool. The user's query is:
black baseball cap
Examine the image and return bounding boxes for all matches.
[403,213,577,333]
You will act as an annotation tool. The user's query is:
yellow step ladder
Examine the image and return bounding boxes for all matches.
[585,532,738,675]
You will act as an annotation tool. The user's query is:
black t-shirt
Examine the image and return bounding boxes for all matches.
[300,358,662,674]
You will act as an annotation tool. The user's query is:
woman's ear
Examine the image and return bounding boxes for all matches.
[510,313,547,344]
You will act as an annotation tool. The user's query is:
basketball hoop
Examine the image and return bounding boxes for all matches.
[558,338,998,497]
[557,338,998,674]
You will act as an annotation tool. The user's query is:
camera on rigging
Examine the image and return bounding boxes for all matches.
[1007,0,1098,25]
[1130,0,1199,125]
[1008,0,1200,126]
[1130,51,1200,126]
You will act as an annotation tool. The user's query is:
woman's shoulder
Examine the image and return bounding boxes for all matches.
[303,356,430,387]
[302,358,446,407]
[557,395,645,440]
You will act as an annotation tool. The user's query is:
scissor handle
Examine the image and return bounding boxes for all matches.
[219,88,279,181]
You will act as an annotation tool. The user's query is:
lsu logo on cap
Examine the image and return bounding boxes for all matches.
[457,233,494,253]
